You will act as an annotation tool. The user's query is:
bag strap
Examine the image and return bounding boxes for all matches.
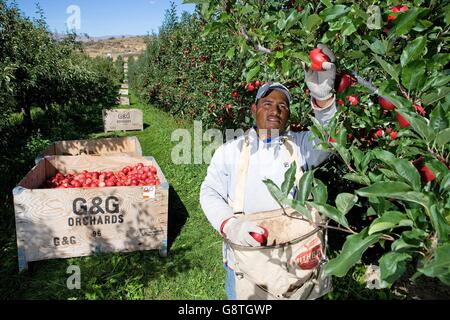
[232,136,251,214]
[232,133,303,213]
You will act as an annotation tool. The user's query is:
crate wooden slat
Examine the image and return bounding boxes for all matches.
[36,136,142,164]
[13,155,169,271]
[103,109,143,132]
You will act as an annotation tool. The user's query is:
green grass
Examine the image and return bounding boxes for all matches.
[0,92,405,300]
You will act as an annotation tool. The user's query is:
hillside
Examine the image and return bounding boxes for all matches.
[82,35,148,61]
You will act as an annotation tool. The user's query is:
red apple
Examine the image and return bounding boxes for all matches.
[310,48,330,71]
[412,157,436,183]
[247,83,255,92]
[396,112,410,128]
[378,96,396,110]
[250,226,268,246]
[375,129,384,138]
[388,5,409,22]
[336,74,353,93]
[347,95,359,106]
[414,104,426,116]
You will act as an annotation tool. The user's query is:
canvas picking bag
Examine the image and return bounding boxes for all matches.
[226,135,332,300]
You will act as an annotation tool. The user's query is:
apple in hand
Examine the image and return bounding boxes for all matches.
[310,48,330,71]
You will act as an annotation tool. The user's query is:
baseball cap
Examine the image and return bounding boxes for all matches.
[255,82,292,106]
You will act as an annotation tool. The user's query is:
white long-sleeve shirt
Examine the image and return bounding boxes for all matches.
[200,99,337,235]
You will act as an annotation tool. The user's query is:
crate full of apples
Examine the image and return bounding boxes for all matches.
[13,155,169,271]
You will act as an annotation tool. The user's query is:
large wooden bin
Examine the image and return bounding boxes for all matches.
[36,136,143,163]
[13,155,169,271]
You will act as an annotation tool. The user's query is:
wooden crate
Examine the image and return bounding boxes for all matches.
[13,155,169,271]
[103,109,143,132]
[36,136,142,164]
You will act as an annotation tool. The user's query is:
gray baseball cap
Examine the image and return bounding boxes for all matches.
[255,82,292,106]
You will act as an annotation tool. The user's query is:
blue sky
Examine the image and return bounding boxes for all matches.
[11,0,197,36]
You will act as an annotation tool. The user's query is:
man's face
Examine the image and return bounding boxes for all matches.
[251,89,290,133]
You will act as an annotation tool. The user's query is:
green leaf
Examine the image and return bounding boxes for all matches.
[225,47,235,60]
[320,5,350,22]
[342,22,357,36]
[363,39,386,55]
[379,252,412,285]
[263,178,286,209]
[336,193,358,215]
[430,105,449,133]
[343,173,371,186]
[373,54,399,83]
[284,10,300,32]
[351,147,364,172]
[399,112,435,143]
[281,59,291,77]
[430,205,450,243]
[246,65,260,83]
[391,229,427,251]
[307,202,349,228]
[400,36,427,67]
[275,50,284,59]
[285,199,313,221]
[435,128,450,150]
[357,184,432,211]
[419,243,450,285]
[312,178,327,204]
[440,173,450,194]
[401,61,426,91]
[305,14,322,33]
[422,87,450,106]
[309,116,327,142]
[392,8,420,36]
[379,168,400,180]
[333,143,352,167]
[320,0,332,7]
[297,170,314,205]
[368,211,413,235]
[324,228,381,277]
[356,181,412,197]
[445,3,450,25]
[372,150,422,191]
[281,162,297,195]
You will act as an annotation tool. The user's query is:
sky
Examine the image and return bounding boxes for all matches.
[11,0,197,37]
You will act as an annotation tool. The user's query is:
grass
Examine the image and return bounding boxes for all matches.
[0,92,408,300]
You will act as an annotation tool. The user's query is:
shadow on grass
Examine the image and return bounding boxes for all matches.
[167,186,189,251]
[0,243,199,299]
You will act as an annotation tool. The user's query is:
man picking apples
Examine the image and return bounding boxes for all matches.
[200,44,337,300]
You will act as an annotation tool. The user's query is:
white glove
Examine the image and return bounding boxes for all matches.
[222,217,264,247]
[304,44,336,100]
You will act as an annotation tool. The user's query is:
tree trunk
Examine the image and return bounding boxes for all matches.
[21,104,33,130]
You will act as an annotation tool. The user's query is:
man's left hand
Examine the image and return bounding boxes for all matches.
[304,44,336,102]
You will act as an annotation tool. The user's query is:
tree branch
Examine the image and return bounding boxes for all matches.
[239,25,273,55]
[351,71,379,95]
